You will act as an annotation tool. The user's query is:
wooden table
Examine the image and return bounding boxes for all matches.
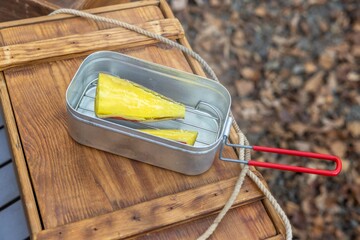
[0,1,285,239]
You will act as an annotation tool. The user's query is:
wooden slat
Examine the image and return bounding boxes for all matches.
[133,201,277,240]
[263,198,287,237]
[0,18,184,71]
[0,0,160,29]
[0,128,11,165]
[36,176,263,240]
[0,6,163,46]
[159,0,176,18]
[0,73,42,235]
[0,200,30,240]
[0,163,20,207]
[159,0,207,77]
[265,234,286,240]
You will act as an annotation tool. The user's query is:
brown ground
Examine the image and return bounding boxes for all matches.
[172,1,359,239]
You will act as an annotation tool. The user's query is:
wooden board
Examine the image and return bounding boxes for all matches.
[0,18,184,70]
[0,1,285,239]
[2,42,249,229]
[0,72,42,235]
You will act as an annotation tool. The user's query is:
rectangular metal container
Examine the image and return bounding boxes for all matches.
[66,51,232,175]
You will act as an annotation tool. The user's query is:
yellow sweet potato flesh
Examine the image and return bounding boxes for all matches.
[95,73,185,121]
[140,129,198,146]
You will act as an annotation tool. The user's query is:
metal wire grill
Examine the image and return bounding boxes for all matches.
[75,80,222,147]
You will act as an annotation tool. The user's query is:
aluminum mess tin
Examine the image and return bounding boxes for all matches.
[66,51,231,175]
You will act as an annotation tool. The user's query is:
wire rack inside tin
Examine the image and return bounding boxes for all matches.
[75,80,223,147]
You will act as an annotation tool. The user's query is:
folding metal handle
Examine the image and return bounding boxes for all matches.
[219,127,342,176]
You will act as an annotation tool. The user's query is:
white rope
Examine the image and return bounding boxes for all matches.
[50,8,292,239]
[247,170,292,238]
[197,131,249,240]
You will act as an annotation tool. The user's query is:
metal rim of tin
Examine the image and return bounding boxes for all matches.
[66,51,232,153]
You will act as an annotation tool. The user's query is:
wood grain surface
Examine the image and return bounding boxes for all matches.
[0,1,284,239]
[0,0,54,23]
[35,177,264,239]
[0,5,162,45]
[133,201,277,240]
[0,18,184,71]
[0,1,160,29]
[0,74,42,235]
[0,0,134,23]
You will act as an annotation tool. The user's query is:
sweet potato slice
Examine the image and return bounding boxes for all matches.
[95,73,185,121]
[140,129,198,145]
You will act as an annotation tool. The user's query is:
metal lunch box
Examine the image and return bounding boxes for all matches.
[66,51,232,175]
[67,51,342,176]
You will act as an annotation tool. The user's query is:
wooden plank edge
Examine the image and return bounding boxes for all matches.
[0,18,184,71]
[159,0,205,77]
[159,0,176,18]
[0,0,160,29]
[127,196,265,240]
[159,0,207,78]
[34,176,263,240]
[0,73,42,236]
[262,198,287,238]
[264,233,285,240]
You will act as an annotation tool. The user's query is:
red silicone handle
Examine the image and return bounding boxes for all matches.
[248,146,342,176]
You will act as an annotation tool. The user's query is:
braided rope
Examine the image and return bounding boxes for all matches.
[50,8,292,239]
[197,132,249,240]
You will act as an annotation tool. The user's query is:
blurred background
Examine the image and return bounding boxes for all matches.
[0,0,359,239]
[171,0,359,239]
